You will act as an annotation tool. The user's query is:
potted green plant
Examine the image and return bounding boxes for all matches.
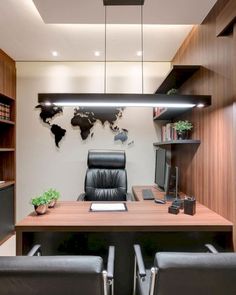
[45,188,60,208]
[31,195,49,215]
[174,120,193,140]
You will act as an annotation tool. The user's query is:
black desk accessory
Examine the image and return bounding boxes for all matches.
[172,199,184,210]
[142,189,155,200]
[184,197,196,215]
[164,166,179,201]
[168,205,179,215]
[154,199,166,204]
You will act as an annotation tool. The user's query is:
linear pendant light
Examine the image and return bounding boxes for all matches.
[38,0,211,109]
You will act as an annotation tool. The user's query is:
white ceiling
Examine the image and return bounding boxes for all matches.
[0,0,217,61]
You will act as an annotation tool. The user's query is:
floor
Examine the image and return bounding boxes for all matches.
[0,235,16,256]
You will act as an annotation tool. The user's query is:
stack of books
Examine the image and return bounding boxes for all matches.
[161,123,177,141]
[0,103,10,120]
[153,107,167,118]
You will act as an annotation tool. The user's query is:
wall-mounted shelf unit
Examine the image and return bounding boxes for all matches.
[153,140,201,146]
[155,65,201,94]
[0,119,15,125]
[0,181,15,189]
[153,65,211,121]
[0,49,16,245]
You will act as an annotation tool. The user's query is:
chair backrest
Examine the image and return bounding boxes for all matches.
[0,256,105,295]
[153,253,236,295]
[84,150,127,201]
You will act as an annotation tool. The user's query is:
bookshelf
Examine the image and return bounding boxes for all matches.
[0,49,16,244]
[153,140,201,146]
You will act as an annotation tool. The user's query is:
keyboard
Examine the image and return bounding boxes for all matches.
[142,189,155,200]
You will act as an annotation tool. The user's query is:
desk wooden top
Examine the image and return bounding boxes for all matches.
[15,199,232,232]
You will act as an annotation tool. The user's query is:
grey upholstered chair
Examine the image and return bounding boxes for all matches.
[0,245,115,295]
[133,244,236,295]
[78,150,133,201]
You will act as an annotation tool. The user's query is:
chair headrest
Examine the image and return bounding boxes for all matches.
[88,150,126,169]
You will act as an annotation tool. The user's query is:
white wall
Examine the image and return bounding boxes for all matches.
[16,61,170,221]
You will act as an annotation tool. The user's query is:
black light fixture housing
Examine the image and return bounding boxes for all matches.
[103,0,144,5]
[37,0,211,110]
[38,93,211,108]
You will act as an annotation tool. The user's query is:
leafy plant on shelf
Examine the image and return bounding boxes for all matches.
[174,120,193,132]
[174,120,193,140]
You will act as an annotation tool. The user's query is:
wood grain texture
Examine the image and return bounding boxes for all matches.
[15,200,232,233]
[172,0,236,247]
[0,49,16,243]
[216,0,236,36]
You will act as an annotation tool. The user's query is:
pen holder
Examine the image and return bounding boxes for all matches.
[184,197,196,216]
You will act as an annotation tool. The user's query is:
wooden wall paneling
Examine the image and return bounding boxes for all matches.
[216,0,236,36]
[0,59,3,94]
[171,0,236,247]
[233,24,236,249]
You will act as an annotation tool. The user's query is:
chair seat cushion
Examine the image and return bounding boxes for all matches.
[0,256,104,295]
[85,169,127,201]
[154,253,236,295]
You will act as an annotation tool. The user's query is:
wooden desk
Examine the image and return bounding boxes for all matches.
[15,193,233,295]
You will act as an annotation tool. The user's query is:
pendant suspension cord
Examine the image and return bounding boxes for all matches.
[141,4,144,94]
[104,5,107,94]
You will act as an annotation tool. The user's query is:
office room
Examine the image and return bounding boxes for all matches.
[0,0,235,294]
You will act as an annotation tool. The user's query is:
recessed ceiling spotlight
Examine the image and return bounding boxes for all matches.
[94,51,101,57]
[136,51,143,57]
[52,51,59,57]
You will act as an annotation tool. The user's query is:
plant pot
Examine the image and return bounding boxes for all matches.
[177,130,190,140]
[48,199,57,208]
[34,204,48,215]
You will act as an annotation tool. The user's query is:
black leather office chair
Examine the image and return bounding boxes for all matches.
[0,245,115,295]
[133,244,236,295]
[78,150,133,201]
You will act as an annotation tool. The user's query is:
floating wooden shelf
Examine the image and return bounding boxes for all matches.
[0,119,15,125]
[153,107,191,120]
[0,181,15,189]
[155,65,201,94]
[153,140,201,146]
[0,148,15,152]
[0,92,15,102]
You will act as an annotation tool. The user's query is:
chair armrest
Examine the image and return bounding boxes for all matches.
[205,243,219,253]
[107,246,115,280]
[27,244,42,256]
[77,193,86,201]
[126,193,135,201]
[134,244,146,278]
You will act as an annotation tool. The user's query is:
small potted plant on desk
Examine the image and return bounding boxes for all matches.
[31,194,49,215]
[174,120,193,140]
[46,188,60,208]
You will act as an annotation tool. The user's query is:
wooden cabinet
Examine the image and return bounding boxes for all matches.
[0,49,16,244]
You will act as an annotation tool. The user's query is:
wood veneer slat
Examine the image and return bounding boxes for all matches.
[171,0,236,247]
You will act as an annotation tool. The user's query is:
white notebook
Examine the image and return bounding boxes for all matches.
[90,203,127,212]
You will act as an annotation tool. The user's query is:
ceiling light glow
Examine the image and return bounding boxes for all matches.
[52,51,59,57]
[94,51,101,57]
[197,103,205,108]
[136,51,143,57]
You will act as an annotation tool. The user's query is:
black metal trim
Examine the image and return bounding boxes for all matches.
[38,93,211,107]
[103,0,145,6]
